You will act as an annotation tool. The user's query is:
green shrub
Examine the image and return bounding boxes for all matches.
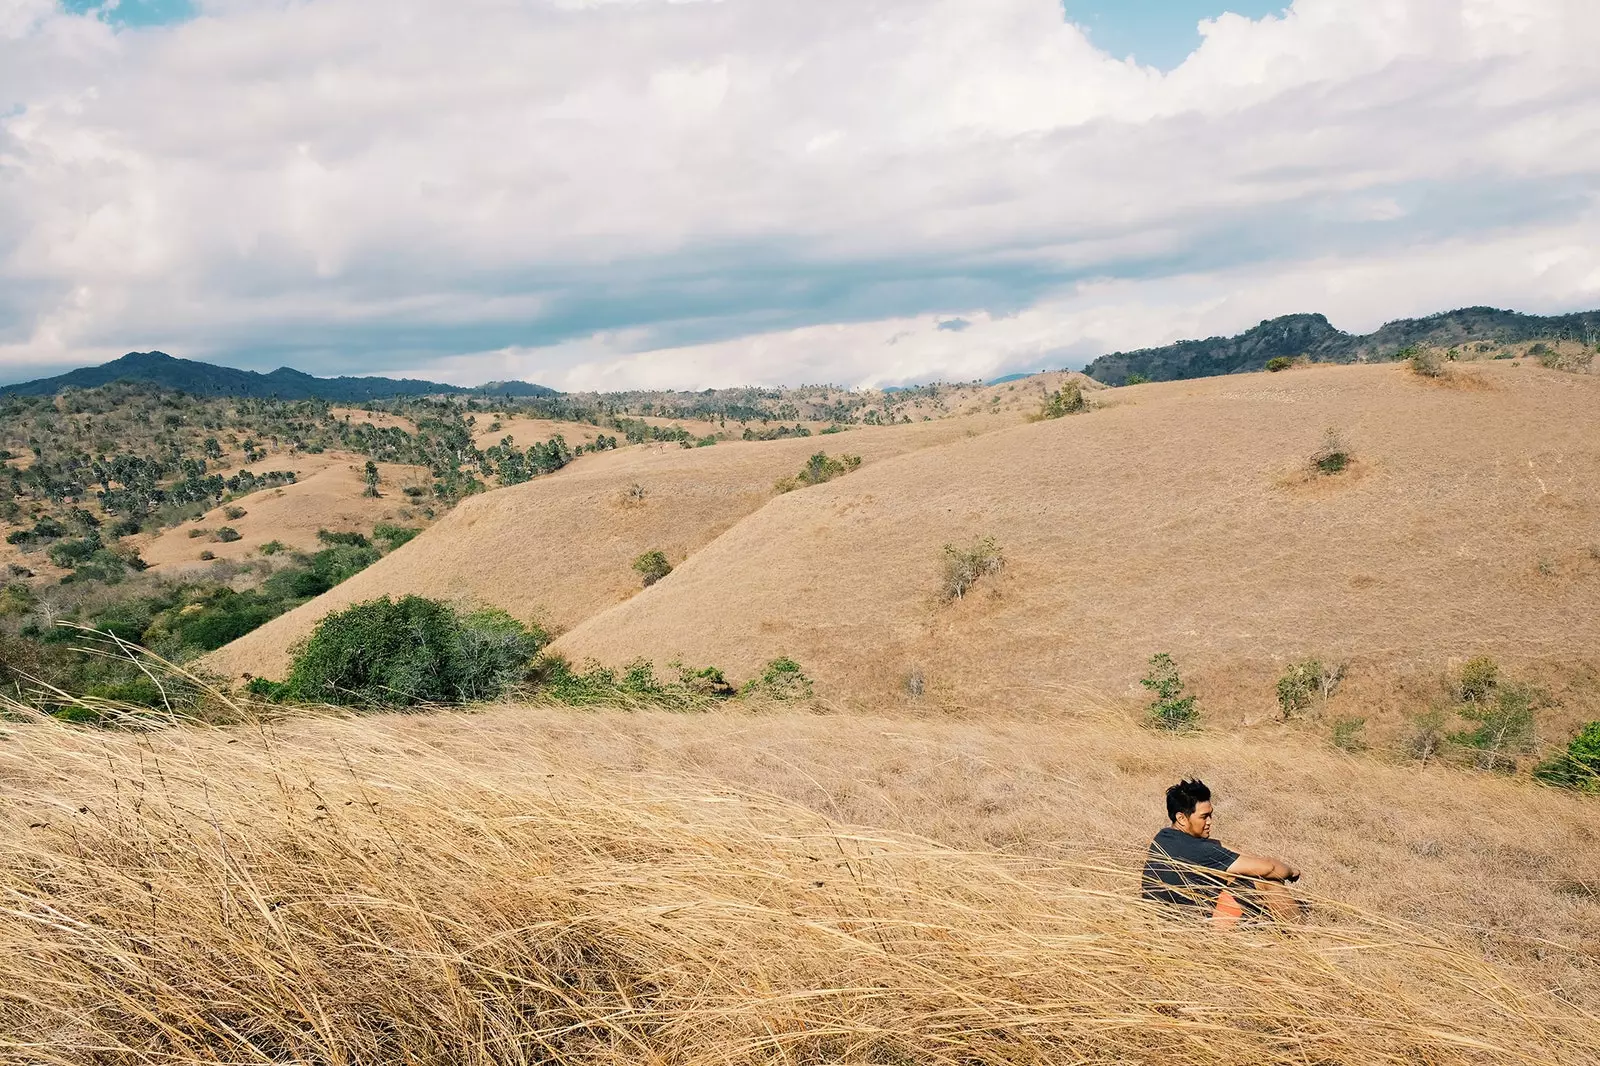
[633,549,673,587]
[1331,716,1367,752]
[1039,382,1088,419]
[1451,681,1541,772]
[1141,653,1198,730]
[0,584,35,618]
[222,505,247,520]
[317,529,371,548]
[742,656,813,700]
[1124,373,1150,386]
[1275,659,1323,718]
[1266,357,1293,372]
[940,536,1004,602]
[281,595,544,707]
[774,452,862,493]
[1534,722,1600,792]
[198,550,216,561]
[528,655,732,708]
[260,540,287,556]
[1310,427,1352,475]
[215,527,242,543]
[373,523,422,552]
[1455,656,1499,703]
[1408,348,1445,378]
[47,535,102,569]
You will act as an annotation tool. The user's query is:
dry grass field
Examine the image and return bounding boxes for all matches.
[550,362,1600,733]
[471,415,606,449]
[1,699,1594,1064]
[327,407,420,434]
[204,415,1019,681]
[137,460,433,570]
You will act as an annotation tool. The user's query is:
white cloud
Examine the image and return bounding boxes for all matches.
[1,0,1598,386]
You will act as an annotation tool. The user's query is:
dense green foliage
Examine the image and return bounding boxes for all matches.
[272,597,547,707]
[632,550,673,587]
[1534,722,1600,791]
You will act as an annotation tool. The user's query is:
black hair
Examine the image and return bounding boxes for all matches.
[1165,779,1211,822]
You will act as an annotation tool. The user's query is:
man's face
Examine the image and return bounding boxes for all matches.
[1175,800,1214,838]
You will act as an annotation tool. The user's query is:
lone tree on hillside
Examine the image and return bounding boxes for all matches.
[633,549,673,587]
[363,460,381,498]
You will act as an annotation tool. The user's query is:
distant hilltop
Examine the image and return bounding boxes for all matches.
[1083,306,1600,385]
[0,351,555,402]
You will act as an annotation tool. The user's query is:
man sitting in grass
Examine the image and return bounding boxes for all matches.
[1141,778,1302,926]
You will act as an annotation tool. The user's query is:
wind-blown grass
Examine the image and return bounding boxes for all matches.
[0,699,1594,1064]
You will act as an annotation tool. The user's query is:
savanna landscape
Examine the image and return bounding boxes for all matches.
[2,338,1598,1064]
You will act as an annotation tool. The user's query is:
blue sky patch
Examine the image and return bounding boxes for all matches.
[60,0,196,28]
[1063,2,1287,69]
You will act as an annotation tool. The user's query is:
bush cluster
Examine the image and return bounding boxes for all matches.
[527,656,736,709]
[265,597,547,707]
[1265,357,1293,372]
[1535,722,1600,791]
[1275,658,1342,718]
[774,452,862,493]
[1310,428,1352,475]
[1038,382,1089,419]
[633,549,673,587]
[1141,652,1198,730]
[940,537,1004,602]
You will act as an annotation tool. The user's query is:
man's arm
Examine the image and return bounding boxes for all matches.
[1226,853,1300,882]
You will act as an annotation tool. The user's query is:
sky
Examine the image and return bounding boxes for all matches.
[1,1,1597,391]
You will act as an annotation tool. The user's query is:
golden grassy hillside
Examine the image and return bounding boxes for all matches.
[553,362,1600,726]
[205,415,1020,682]
[2,701,1594,1064]
[471,415,605,449]
[138,460,432,569]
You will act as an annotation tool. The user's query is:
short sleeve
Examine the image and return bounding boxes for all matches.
[1192,838,1239,871]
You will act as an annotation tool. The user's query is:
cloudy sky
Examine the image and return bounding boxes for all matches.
[1,0,1597,390]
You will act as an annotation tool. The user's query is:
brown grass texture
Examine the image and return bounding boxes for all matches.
[1,698,1597,1065]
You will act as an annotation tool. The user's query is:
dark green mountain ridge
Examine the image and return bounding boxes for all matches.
[0,352,555,401]
[1083,306,1600,384]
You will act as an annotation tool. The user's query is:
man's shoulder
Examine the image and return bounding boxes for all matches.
[1151,827,1236,865]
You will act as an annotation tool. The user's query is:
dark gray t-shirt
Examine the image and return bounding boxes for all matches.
[1141,826,1240,908]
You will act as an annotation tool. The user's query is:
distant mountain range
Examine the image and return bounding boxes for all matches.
[0,351,555,401]
[1083,306,1600,384]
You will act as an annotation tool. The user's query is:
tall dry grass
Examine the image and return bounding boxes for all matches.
[2,702,1596,1065]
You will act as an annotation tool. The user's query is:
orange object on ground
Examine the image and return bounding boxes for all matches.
[1209,889,1245,930]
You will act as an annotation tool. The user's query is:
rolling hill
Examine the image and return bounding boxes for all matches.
[0,351,554,401]
[1083,305,1600,383]
[208,360,1600,740]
